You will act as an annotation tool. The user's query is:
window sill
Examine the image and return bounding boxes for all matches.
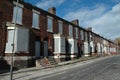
[32,26,40,30]
[47,30,53,33]
[12,21,23,26]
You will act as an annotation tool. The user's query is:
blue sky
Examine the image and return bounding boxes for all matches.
[25,0,120,40]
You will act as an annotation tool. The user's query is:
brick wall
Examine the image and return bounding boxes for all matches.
[0,0,13,55]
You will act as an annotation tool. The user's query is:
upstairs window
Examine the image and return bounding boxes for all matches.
[58,20,63,34]
[85,32,88,41]
[89,32,93,41]
[32,9,40,29]
[13,2,23,24]
[47,16,53,32]
[80,30,84,40]
[69,25,73,37]
[76,28,78,39]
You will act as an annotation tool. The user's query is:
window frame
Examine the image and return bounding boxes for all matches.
[32,9,40,29]
[76,27,78,39]
[69,25,73,37]
[47,16,53,32]
[58,20,63,34]
[12,2,23,24]
[80,30,84,40]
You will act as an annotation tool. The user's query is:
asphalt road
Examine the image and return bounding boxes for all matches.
[32,55,120,80]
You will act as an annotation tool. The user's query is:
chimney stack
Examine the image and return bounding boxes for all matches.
[48,7,56,15]
[71,19,79,26]
[87,27,92,31]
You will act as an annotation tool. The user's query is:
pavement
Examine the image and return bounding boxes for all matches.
[0,55,116,80]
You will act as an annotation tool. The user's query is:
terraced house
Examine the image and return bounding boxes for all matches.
[0,0,117,68]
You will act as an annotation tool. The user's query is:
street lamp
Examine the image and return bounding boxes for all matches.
[10,0,19,80]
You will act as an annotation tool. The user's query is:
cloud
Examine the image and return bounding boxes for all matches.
[64,4,106,26]
[35,0,65,10]
[112,0,120,3]
[64,3,120,40]
[87,3,120,39]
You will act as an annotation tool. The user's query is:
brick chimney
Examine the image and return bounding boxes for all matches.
[71,19,79,26]
[87,27,92,31]
[48,7,56,15]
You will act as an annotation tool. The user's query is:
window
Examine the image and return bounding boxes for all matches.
[5,29,14,53]
[85,32,88,41]
[47,16,53,32]
[68,39,78,53]
[76,28,78,39]
[5,27,29,53]
[97,43,101,53]
[58,20,63,34]
[32,10,40,29]
[16,27,29,52]
[69,25,73,36]
[89,32,92,41]
[13,4,23,24]
[54,36,65,53]
[84,42,89,54]
[80,30,84,40]
[54,38,60,52]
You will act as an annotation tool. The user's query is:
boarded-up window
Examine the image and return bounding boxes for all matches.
[54,38,60,52]
[58,20,63,34]
[54,36,65,53]
[47,16,53,32]
[61,37,65,53]
[13,6,23,24]
[5,27,29,53]
[84,42,89,53]
[15,27,29,52]
[81,30,84,40]
[68,39,78,53]
[76,28,78,39]
[69,25,73,37]
[5,29,14,53]
[32,10,40,29]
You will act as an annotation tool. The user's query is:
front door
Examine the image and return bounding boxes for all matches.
[35,41,40,58]
[44,41,48,57]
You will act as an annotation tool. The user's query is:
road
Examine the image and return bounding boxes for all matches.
[32,55,120,80]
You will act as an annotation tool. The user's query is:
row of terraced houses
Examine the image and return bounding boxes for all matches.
[0,0,117,68]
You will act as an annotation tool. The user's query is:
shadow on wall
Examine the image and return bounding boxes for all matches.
[0,57,18,74]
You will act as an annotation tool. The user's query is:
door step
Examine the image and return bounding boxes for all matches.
[36,57,51,68]
[36,57,58,68]
[47,57,58,66]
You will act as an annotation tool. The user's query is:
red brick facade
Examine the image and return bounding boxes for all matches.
[0,0,117,68]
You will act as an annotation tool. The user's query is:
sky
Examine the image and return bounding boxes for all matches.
[24,0,120,40]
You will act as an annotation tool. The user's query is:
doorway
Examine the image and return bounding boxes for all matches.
[44,41,48,57]
[35,38,41,58]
